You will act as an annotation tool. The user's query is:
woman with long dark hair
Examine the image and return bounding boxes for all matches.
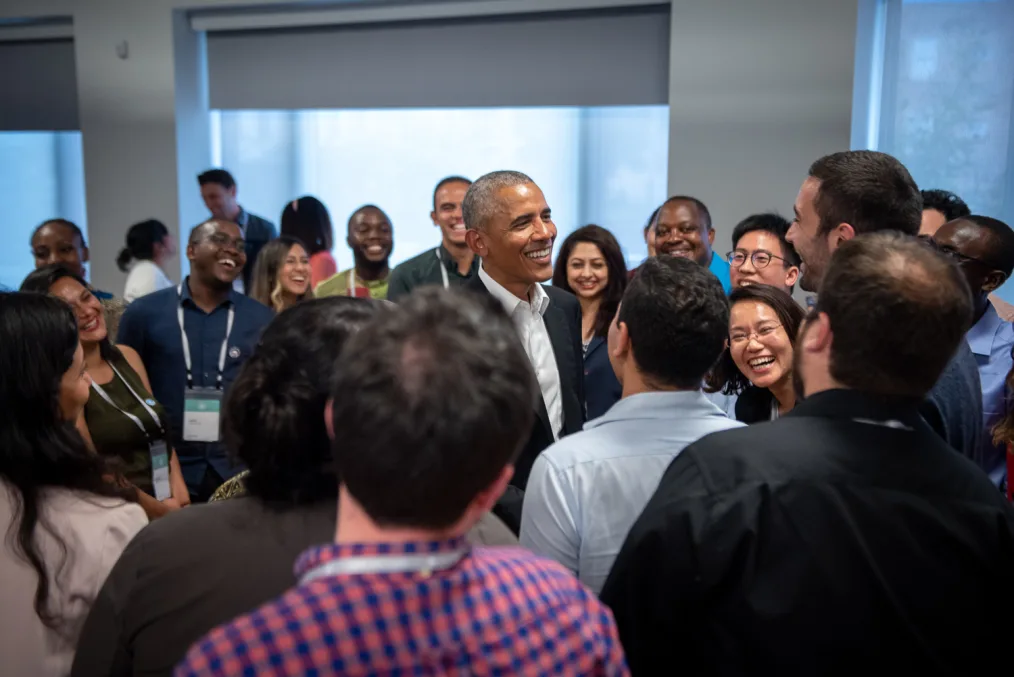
[552,225,628,419]
[280,196,336,289]
[118,219,176,303]
[707,284,805,423]
[0,292,145,675]
[22,266,190,519]
[72,296,517,677]
[248,236,312,313]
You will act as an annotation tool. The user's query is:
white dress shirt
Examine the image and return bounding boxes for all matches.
[520,390,745,594]
[123,259,173,303]
[479,265,563,439]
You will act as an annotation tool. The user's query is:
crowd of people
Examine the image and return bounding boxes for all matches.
[2,149,1014,676]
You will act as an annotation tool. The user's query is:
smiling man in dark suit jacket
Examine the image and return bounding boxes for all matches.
[462,171,585,531]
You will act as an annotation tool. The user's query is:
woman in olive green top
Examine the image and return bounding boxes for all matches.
[21,266,190,519]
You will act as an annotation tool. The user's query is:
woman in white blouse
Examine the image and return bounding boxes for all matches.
[118,220,175,303]
[0,292,146,676]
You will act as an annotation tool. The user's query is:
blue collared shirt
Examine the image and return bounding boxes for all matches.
[519,390,744,594]
[116,279,274,490]
[708,252,732,294]
[966,301,1014,488]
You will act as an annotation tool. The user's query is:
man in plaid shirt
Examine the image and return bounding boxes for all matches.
[176,288,629,676]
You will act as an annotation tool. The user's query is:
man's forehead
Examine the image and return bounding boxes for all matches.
[659,200,702,223]
[498,182,546,212]
[352,208,390,225]
[936,219,983,246]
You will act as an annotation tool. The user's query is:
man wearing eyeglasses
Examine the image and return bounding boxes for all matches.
[727,213,801,295]
[933,216,1014,492]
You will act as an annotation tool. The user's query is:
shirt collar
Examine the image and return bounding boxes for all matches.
[967,301,1002,357]
[179,276,237,310]
[234,207,248,230]
[478,264,550,317]
[438,244,479,278]
[293,536,470,579]
[788,388,924,427]
[586,389,724,429]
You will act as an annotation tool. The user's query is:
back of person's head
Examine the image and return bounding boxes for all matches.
[731,213,801,266]
[330,288,536,529]
[116,219,170,272]
[223,297,379,506]
[280,196,333,255]
[551,224,628,337]
[0,292,133,628]
[619,256,728,388]
[921,189,971,222]
[817,232,972,396]
[197,169,235,189]
[462,170,535,232]
[809,151,922,236]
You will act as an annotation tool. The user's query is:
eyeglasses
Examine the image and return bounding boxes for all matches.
[729,324,783,345]
[727,249,788,270]
[920,236,992,268]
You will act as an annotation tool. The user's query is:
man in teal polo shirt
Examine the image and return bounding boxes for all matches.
[387,176,480,301]
[650,195,731,293]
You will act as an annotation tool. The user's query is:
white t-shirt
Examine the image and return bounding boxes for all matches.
[123,260,172,303]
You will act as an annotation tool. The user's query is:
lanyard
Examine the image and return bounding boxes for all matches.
[177,284,235,389]
[435,249,450,290]
[299,546,469,585]
[347,268,357,297]
[90,362,163,439]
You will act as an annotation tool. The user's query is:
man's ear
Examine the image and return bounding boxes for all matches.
[803,312,833,353]
[785,265,800,288]
[81,246,90,264]
[983,270,1008,293]
[465,228,486,257]
[830,223,856,252]
[324,398,335,441]
[708,228,715,246]
[430,210,439,227]
[611,320,631,360]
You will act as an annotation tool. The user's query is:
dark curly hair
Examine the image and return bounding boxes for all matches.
[222,296,379,507]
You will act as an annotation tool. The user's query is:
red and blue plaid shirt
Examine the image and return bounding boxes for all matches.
[175,537,629,676]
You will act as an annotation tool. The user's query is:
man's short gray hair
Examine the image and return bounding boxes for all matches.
[462,170,534,232]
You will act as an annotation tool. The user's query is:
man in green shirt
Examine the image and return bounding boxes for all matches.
[315,205,393,300]
[387,176,480,302]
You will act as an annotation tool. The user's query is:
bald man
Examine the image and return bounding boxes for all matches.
[315,205,394,299]
[117,219,274,501]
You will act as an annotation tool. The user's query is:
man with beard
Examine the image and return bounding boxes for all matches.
[601,232,1014,675]
[117,220,275,500]
[651,196,731,293]
[785,150,982,458]
[315,205,394,300]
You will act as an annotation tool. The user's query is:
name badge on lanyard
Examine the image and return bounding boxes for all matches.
[91,365,172,500]
[177,284,234,443]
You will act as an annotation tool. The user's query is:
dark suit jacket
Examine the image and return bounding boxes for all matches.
[466,275,586,531]
[240,210,278,291]
[734,385,775,424]
[585,336,621,420]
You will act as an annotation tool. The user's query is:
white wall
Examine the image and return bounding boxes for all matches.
[1,0,859,292]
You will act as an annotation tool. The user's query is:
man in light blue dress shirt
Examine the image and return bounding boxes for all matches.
[934,215,1014,491]
[520,256,744,594]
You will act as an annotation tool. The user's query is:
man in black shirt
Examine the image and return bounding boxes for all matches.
[601,232,1014,676]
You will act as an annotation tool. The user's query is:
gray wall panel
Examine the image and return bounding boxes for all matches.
[0,39,79,130]
[207,7,671,109]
